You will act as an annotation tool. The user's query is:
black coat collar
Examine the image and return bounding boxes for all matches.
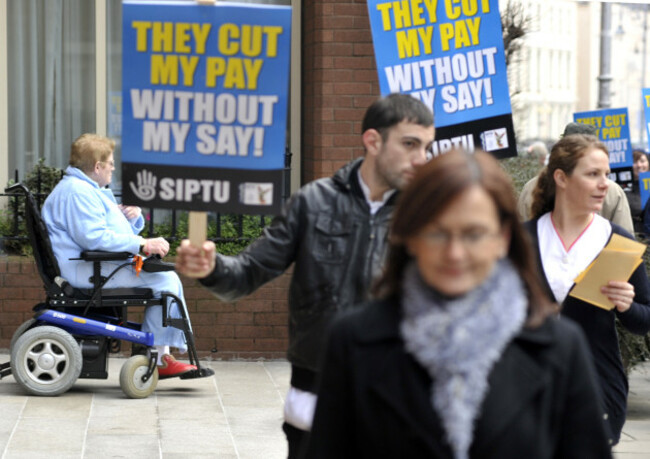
[353,299,556,456]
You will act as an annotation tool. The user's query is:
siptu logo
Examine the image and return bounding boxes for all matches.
[129,169,157,201]
[481,128,509,152]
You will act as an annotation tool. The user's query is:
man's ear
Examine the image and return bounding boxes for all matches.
[362,129,382,157]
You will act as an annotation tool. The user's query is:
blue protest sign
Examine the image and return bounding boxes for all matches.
[573,108,633,168]
[640,171,650,210]
[121,1,291,214]
[366,0,515,158]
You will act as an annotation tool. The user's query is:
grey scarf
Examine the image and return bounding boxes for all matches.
[400,259,527,459]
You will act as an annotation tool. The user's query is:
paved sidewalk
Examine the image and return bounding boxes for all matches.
[0,355,290,458]
[614,361,650,458]
[0,354,649,458]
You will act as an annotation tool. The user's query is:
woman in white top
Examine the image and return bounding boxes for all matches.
[524,134,650,445]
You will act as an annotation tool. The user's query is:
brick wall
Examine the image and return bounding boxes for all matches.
[302,0,380,183]
[0,256,290,360]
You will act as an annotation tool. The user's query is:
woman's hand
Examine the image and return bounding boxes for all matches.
[601,281,635,313]
[175,239,216,278]
[118,204,142,220]
[142,237,169,257]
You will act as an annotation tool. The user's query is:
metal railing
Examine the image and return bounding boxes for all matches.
[0,151,292,251]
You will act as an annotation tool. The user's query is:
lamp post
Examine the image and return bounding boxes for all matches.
[598,3,612,109]
[639,4,648,145]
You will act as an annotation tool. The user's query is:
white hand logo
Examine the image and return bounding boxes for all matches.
[129,169,157,201]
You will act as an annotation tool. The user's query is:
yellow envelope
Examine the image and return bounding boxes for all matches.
[604,233,646,257]
[569,234,646,310]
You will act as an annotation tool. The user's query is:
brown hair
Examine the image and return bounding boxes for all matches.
[633,148,648,163]
[361,93,434,142]
[69,133,115,174]
[374,149,555,327]
[530,134,608,219]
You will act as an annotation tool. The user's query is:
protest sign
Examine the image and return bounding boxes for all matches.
[573,108,633,190]
[366,0,516,158]
[640,171,650,210]
[121,1,291,215]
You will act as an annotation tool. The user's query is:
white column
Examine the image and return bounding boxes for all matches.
[95,0,107,135]
[0,0,8,190]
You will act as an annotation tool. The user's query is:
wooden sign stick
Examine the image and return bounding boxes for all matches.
[189,0,213,248]
[188,211,208,248]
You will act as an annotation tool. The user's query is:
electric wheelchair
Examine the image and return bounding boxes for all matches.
[0,183,214,398]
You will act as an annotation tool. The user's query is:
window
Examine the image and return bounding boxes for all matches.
[7,0,96,176]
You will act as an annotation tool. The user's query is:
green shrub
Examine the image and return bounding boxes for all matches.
[499,153,541,198]
[146,211,270,256]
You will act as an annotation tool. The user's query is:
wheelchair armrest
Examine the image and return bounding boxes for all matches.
[79,251,134,261]
[141,254,176,273]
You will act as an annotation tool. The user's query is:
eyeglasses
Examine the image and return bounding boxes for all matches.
[101,160,115,168]
[418,229,501,249]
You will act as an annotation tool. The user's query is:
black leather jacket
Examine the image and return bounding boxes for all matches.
[200,158,396,377]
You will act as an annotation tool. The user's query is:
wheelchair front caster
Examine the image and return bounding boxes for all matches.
[11,325,83,396]
[119,355,158,399]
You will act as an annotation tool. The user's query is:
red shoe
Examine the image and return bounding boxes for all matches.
[157,354,197,379]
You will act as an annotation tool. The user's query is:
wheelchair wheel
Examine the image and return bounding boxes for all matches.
[11,326,83,396]
[10,318,37,350]
[119,355,158,399]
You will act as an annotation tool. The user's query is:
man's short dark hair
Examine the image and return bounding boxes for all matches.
[362,93,434,141]
[562,122,598,137]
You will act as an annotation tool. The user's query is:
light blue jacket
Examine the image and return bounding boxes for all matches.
[42,166,189,350]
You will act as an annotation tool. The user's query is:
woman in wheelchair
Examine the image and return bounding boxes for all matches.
[41,133,195,379]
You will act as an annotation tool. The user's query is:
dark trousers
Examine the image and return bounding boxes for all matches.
[283,422,309,459]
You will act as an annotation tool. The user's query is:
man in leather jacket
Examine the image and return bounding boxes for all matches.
[176,93,435,457]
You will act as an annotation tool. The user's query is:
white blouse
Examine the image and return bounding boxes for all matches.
[538,212,612,304]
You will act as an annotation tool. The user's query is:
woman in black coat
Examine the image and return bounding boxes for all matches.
[525,134,650,445]
[304,150,611,459]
